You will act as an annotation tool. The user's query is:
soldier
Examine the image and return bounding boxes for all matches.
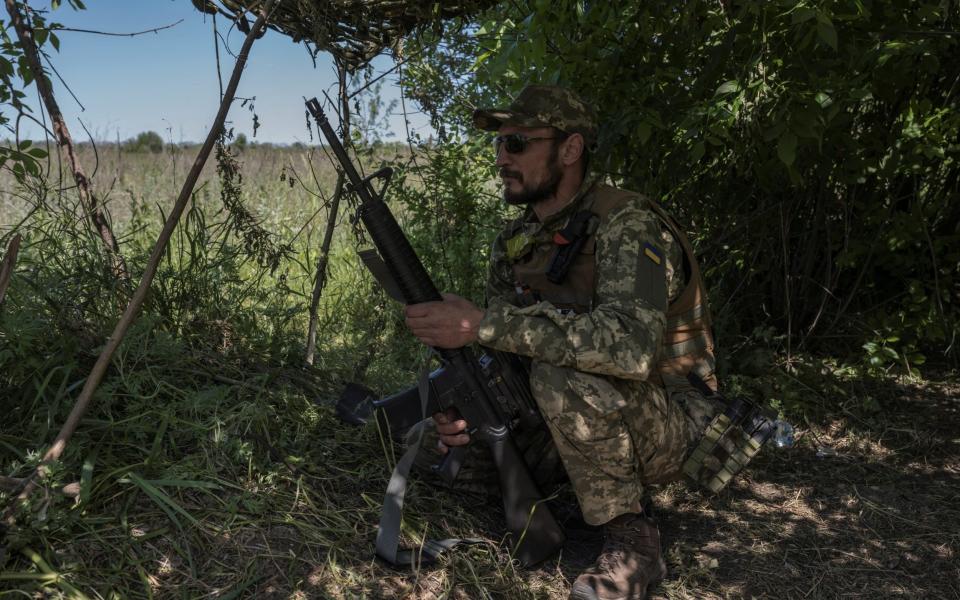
[404,85,719,600]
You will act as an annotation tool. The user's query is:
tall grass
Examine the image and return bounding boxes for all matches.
[0,139,548,598]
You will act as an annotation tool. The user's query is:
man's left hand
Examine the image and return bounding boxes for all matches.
[404,293,484,349]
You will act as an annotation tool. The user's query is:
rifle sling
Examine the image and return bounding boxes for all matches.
[374,364,483,566]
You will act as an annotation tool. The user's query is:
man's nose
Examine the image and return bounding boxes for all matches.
[494,145,510,167]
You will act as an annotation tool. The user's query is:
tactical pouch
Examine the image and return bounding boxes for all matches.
[682,392,776,494]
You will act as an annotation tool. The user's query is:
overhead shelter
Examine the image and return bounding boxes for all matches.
[193,0,499,67]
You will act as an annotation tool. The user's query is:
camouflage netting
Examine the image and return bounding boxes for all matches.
[194,0,499,68]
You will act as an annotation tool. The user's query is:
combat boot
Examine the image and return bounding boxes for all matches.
[569,513,667,600]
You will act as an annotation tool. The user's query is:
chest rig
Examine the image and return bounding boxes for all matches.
[501,184,718,392]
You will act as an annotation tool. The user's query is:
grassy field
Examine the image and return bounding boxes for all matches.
[1,143,957,599]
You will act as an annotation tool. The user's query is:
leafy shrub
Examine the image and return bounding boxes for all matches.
[124,130,164,154]
[402,0,960,374]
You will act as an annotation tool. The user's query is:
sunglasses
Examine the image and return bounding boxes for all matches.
[492,133,562,155]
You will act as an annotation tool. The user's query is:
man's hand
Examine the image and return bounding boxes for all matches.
[433,408,470,454]
[404,293,484,349]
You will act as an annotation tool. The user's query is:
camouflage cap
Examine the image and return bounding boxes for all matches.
[473,85,598,148]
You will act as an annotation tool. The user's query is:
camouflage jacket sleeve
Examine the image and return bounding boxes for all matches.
[477,197,683,381]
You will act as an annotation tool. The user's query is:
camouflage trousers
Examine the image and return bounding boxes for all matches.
[407,361,717,526]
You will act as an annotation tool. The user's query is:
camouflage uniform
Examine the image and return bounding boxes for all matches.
[479,179,707,525]
[409,86,714,527]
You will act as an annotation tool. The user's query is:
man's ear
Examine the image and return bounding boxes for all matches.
[560,133,585,166]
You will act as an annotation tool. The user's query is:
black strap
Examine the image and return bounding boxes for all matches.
[545,210,599,284]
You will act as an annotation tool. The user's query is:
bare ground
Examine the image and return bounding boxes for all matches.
[637,377,960,599]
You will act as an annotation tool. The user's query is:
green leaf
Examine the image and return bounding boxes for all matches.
[637,122,651,144]
[18,57,34,86]
[715,80,741,96]
[79,450,97,506]
[691,141,705,162]
[777,132,797,166]
[817,19,838,50]
[792,7,817,23]
[123,472,199,527]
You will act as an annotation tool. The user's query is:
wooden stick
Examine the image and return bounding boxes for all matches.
[304,172,344,365]
[1,0,277,526]
[305,62,351,365]
[0,477,78,498]
[0,234,21,306]
[4,0,128,280]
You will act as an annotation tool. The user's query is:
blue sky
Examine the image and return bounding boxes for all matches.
[17,0,432,144]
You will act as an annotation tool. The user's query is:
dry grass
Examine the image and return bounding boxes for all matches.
[2,373,956,599]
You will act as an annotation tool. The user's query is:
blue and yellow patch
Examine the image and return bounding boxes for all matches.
[643,242,663,265]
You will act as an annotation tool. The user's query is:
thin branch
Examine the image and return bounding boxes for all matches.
[0,0,277,529]
[213,12,224,99]
[40,48,84,111]
[52,19,184,37]
[304,172,345,366]
[0,234,22,307]
[305,61,351,365]
[346,49,423,101]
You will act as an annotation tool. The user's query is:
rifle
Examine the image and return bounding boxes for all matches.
[306,98,564,567]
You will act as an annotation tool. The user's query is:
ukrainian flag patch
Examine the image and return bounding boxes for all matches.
[644,242,663,265]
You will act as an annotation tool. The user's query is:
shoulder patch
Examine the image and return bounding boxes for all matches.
[643,242,663,265]
[636,242,668,313]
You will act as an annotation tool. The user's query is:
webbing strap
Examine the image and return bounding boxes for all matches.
[374,366,482,566]
[662,333,711,358]
[666,304,707,329]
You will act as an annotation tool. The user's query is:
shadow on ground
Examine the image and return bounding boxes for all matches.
[606,377,960,599]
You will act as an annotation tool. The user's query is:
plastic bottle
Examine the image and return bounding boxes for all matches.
[772,419,795,449]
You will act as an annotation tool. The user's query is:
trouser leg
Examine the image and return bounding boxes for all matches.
[404,417,566,496]
[530,363,693,526]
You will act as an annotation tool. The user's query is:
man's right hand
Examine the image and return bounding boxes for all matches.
[433,408,470,453]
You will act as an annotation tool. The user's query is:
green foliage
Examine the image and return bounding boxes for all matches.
[233,131,248,150]
[389,141,506,302]
[123,130,164,154]
[402,0,960,374]
[0,1,68,182]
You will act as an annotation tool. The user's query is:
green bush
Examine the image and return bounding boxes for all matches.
[402,0,960,374]
[124,130,164,154]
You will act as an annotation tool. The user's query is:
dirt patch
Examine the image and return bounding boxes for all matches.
[633,377,960,599]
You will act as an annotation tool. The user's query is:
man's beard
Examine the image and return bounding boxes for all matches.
[500,147,563,206]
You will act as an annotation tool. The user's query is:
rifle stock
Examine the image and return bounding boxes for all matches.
[307,98,564,566]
